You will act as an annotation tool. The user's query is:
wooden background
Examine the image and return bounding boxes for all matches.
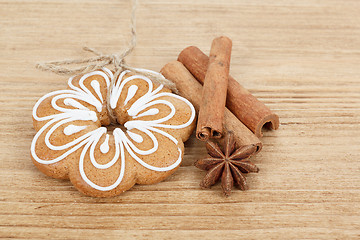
[1,0,359,239]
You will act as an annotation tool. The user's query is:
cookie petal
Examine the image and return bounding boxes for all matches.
[69,128,137,197]
[31,114,99,179]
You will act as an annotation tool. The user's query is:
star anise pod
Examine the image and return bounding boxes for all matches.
[194,131,259,196]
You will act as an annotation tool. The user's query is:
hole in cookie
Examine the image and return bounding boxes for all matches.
[105,122,127,134]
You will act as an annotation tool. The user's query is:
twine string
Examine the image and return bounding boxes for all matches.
[36,0,138,75]
[35,0,177,123]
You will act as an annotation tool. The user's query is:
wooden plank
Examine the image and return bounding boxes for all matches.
[1,0,360,239]
[1,228,359,240]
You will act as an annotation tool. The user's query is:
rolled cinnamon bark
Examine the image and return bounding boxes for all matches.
[178,46,279,137]
[196,36,232,141]
[161,61,262,153]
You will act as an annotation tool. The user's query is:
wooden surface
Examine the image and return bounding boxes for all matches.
[1,0,360,239]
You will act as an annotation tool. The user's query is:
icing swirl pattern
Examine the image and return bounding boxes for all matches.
[31,68,195,193]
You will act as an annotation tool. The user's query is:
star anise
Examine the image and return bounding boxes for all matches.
[194,131,259,196]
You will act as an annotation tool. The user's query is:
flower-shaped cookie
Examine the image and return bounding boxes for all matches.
[31,68,195,197]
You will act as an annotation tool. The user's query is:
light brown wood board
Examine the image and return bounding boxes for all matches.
[0,0,359,239]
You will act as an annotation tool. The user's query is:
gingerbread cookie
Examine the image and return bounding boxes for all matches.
[31,68,195,197]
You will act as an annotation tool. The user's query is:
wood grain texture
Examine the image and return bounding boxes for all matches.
[0,0,359,239]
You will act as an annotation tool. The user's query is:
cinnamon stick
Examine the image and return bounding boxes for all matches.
[178,46,279,137]
[196,36,232,141]
[160,61,262,153]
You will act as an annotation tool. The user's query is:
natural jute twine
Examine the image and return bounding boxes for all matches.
[35,0,177,123]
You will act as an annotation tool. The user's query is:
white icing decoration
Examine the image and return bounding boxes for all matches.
[127,130,143,143]
[64,125,87,135]
[132,108,159,118]
[100,134,110,154]
[124,85,138,106]
[64,98,89,110]
[90,80,103,102]
[31,67,196,191]
[102,67,114,81]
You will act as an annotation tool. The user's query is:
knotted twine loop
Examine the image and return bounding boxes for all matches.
[35,0,178,123]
